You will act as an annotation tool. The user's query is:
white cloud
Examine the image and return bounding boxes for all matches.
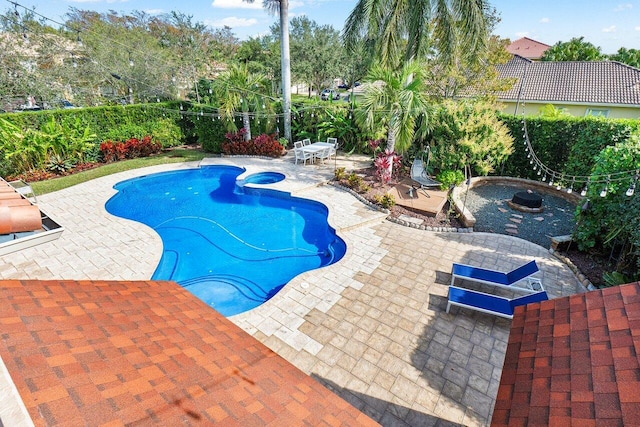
[515,31,530,38]
[613,3,633,11]
[636,26,640,31]
[144,9,164,15]
[208,17,258,28]
[211,0,262,9]
[539,17,550,24]
[602,25,617,33]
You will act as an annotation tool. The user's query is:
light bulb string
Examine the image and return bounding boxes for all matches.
[517,60,637,188]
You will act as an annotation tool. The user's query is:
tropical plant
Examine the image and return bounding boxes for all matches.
[315,109,364,153]
[343,0,489,67]
[212,63,273,141]
[373,193,396,209]
[374,149,402,184]
[356,60,430,175]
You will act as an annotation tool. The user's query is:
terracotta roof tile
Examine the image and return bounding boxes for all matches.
[506,37,551,60]
[0,279,378,426]
[492,282,640,426]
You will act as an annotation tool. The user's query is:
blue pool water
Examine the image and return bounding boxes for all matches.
[105,166,346,316]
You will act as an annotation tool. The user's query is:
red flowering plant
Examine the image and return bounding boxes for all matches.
[124,136,162,158]
[99,140,120,163]
[100,135,162,162]
[374,149,403,184]
[221,130,284,157]
[367,139,383,157]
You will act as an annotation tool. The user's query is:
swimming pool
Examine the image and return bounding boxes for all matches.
[105,166,346,316]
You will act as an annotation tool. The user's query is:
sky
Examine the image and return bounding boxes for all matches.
[5,0,640,54]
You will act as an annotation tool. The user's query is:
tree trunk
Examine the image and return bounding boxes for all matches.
[243,112,251,141]
[280,0,292,143]
[386,126,396,176]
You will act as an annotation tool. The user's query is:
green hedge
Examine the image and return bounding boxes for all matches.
[500,115,640,181]
[2,103,185,148]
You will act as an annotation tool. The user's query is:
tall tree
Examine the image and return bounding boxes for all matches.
[212,63,272,141]
[343,0,489,67]
[541,37,604,61]
[608,48,640,69]
[357,60,430,174]
[288,16,343,97]
[242,0,291,142]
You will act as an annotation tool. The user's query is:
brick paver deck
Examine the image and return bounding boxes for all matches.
[0,155,585,426]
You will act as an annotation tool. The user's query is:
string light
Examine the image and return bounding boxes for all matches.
[600,176,610,198]
[626,171,638,196]
[519,101,637,198]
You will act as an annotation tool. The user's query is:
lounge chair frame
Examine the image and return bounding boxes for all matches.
[409,147,440,198]
[450,260,542,294]
[446,285,548,319]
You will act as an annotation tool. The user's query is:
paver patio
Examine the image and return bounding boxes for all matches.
[0,154,585,426]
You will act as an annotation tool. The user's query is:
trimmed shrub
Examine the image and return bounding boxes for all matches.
[221,130,284,157]
[100,136,162,163]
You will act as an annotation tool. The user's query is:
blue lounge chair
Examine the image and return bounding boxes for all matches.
[446,286,549,319]
[450,260,541,293]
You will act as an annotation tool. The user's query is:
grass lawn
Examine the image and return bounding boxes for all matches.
[31,148,209,195]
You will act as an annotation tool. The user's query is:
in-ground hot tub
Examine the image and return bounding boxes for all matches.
[243,172,285,185]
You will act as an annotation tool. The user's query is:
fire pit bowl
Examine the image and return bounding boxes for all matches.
[508,191,544,213]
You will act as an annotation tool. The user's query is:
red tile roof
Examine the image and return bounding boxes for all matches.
[492,282,640,426]
[506,37,550,60]
[0,280,378,426]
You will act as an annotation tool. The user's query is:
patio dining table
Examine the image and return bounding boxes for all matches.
[299,142,333,163]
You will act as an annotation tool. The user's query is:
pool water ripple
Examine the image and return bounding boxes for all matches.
[105,165,346,316]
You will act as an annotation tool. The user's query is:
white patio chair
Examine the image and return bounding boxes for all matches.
[302,138,312,146]
[294,140,313,165]
[326,137,338,160]
[315,146,332,164]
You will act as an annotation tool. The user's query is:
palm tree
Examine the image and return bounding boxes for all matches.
[213,63,272,141]
[357,60,430,174]
[343,0,489,67]
[243,0,292,143]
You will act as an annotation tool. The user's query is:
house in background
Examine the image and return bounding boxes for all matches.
[506,37,550,61]
[495,55,640,119]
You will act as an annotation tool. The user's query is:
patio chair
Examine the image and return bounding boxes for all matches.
[302,138,312,146]
[326,137,338,160]
[293,140,313,165]
[409,147,440,198]
[450,260,542,292]
[315,146,332,164]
